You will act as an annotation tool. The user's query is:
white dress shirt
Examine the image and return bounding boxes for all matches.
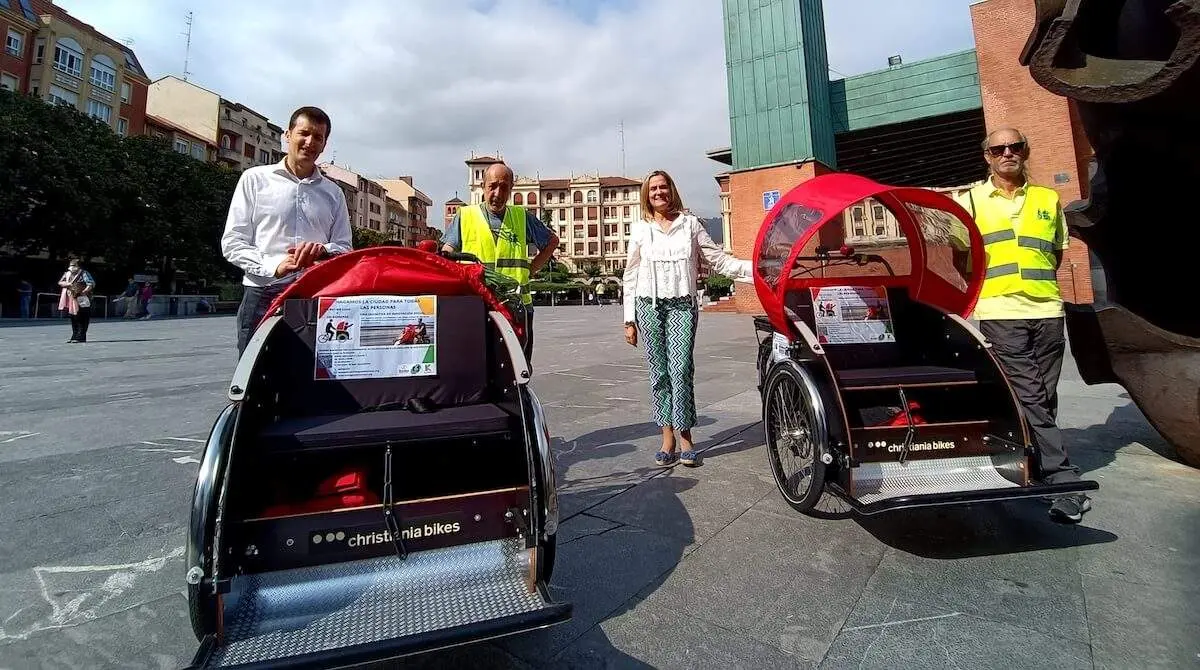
[622,214,753,323]
[221,159,353,288]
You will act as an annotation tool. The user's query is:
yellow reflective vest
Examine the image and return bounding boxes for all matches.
[964,183,1063,301]
[460,204,532,304]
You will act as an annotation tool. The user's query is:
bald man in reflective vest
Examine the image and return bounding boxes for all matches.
[956,128,1090,524]
[442,162,560,363]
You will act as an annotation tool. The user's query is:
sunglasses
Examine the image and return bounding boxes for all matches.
[987,141,1027,157]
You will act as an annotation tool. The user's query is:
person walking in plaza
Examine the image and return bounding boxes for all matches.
[441,161,559,362]
[17,279,32,319]
[622,170,752,467]
[956,127,1090,524]
[57,258,95,343]
[221,105,352,356]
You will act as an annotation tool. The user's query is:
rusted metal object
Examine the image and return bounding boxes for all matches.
[1021,0,1200,467]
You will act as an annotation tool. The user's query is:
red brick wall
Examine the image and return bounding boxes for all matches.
[121,77,148,136]
[971,0,1094,303]
[0,17,33,90]
[727,160,833,314]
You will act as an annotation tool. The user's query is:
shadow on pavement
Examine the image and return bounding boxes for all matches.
[1065,397,1178,474]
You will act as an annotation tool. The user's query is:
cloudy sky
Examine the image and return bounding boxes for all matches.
[58,0,980,223]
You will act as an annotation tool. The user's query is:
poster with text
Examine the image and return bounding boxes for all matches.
[809,286,895,345]
[314,295,438,380]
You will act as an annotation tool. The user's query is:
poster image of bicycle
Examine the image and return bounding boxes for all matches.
[314,295,438,380]
[809,285,895,345]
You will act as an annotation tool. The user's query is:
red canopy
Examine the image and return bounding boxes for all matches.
[260,246,520,335]
[752,173,984,337]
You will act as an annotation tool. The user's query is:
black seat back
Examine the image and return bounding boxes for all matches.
[255,295,492,418]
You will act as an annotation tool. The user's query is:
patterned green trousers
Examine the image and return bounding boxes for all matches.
[635,296,699,430]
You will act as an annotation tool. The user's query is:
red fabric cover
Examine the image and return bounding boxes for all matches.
[874,401,927,427]
[315,469,366,496]
[752,173,985,338]
[259,246,520,337]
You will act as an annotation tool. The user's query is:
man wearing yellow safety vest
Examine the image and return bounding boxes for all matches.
[442,162,560,362]
[956,128,1090,524]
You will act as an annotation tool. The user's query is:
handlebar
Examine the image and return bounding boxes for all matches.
[442,251,483,264]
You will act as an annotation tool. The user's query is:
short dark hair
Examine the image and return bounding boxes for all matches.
[289,106,331,136]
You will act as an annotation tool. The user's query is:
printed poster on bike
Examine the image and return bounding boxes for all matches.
[314,295,437,380]
[809,286,895,345]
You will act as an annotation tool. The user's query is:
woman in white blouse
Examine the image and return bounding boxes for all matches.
[622,170,753,467]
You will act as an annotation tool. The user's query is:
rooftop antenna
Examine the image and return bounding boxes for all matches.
[182,11,194,81]
[618,119,626,176]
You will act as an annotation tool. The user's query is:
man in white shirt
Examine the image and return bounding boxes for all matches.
[221,106,352,355]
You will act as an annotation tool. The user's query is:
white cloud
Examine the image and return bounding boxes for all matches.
[57,0,979,224]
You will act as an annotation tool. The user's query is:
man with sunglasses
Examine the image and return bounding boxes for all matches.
[956,128,1090,524]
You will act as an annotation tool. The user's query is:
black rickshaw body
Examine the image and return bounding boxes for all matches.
[185,247,569,669]
[750,173,1098,516]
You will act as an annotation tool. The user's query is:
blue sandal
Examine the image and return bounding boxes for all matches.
[655,451,679,467]
[679,450,698,467]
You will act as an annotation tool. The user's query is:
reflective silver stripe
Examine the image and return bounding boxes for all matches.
[496,258,531,270]
[982,229,1016,245]
[1021,268,1058,280]
[1018,236,1055,252]
[985,263,1019,279]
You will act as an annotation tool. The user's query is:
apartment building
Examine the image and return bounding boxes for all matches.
[462,154,642,274]
[2,0,149,136]
[377,177,434,245]
[319,163,387,232]
[145,114,215,162]
[146,75,283,171]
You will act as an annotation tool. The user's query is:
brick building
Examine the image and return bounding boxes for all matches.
[709,0,1094,314]
[1,0,149,136]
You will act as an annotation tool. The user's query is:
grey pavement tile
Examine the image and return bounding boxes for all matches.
[1072,452,1200,593]
[1084,574,1200,670]
[500,524,692,665]
[351,642,537,670]
[556,513,622,547]
[820,603,1092,670]
[551,597,803,670]
[641,508,885,667]
[586,458,776,544]
[0,593,194,670]
[0,533,185,646]
[850,541,1090,644]
[0,487,188,572]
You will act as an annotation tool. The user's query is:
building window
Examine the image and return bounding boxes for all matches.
[587,190,597,203]
[259,148,270,163]
[623,205,631,218]
[558,192,565,204]
[574,243,584,255]
[873,205,885,220]
[622,189,630,200]
[573,191,582,203]
[587,206,598,219]
[52,38,84,78]
[5,29,23,58]
[86,99,112,123]
[47,84,78,107]
[588,242,598,255]
[573,207,583,220]
[0,73,18,92]
[120,81,131,103]
[221,135,231,149]
[588,225,598,237]
[90,54,117,92]
[527,193,537,205]
[173,138,189,154]
[513,193,523,205]
[192,143,206,160]
[116,118,128,136]
[852,207,864,222]
[558,209,566,222]
[33,37,44,63]
[624,223,631,235]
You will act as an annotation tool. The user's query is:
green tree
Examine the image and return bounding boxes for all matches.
[705,274,733,298]
[352,226,389,248]
[580,262,603,279]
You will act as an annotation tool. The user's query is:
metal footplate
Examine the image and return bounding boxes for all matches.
[190,538,569,669]
[845,456,1098,515]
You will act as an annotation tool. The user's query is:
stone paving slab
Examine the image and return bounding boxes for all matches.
[1,306,1198,669]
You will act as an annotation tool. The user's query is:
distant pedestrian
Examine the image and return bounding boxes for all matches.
[17,279,32,319]
[221,105,352,356]
[57,258,95,343]
[622,169,752,467]
[139,282,154,320]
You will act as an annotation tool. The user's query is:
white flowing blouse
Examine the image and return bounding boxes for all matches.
[621,213,753,323]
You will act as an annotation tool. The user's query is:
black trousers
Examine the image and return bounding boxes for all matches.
[70,306,91,342]
[979,317,1080,484]
[236,285,283,357]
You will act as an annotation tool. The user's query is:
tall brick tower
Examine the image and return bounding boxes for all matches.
[722,0,837,314]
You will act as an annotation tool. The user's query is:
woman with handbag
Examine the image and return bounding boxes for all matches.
[621,170,753,467]
[57,258,96,343]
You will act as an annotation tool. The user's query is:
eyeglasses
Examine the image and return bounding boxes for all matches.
[987,141,1027,157]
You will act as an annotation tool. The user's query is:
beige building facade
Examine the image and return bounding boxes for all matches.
[377,177,435,245]
[462,154,643,274]
[145,114,215,162]
[319,163,387,232]
[147,75,283,172]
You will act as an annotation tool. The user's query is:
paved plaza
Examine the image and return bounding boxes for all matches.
[0,307,1197,669]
